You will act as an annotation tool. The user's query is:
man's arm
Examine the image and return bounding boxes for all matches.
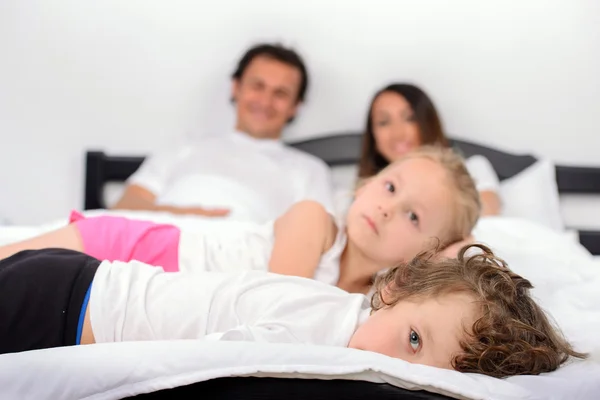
[110,145,230,217]
[296,159,336,216]
[112,184,230,217]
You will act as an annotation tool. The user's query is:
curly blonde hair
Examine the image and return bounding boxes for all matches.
[371,243,587,378]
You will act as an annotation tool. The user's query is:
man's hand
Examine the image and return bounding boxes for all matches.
[174,206,230,217]
[112,185,230,217]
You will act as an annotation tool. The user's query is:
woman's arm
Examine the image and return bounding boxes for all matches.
[465,155,502,216]
[269,200,337,279]
[479,190,502,216]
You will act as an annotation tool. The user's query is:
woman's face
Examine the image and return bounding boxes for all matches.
[371,91,422,162]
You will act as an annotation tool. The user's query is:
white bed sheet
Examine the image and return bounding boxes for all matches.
[0,213,598,400]
[0,209,236,246]
[0,340,598,400]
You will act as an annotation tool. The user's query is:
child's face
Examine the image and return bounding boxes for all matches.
[348,292,477,369]
[346,158,454,268]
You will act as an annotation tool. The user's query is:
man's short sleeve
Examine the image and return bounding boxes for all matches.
[126,146,188,196]
[465,155,500,193]
[295,158,336,215]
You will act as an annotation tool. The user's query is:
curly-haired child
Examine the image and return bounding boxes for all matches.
[0,244,586,377]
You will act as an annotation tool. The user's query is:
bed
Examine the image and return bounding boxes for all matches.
[0,134,599,400]
[84,133,600,255]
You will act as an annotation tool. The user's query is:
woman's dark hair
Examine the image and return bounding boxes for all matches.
[357,83,448,179]
[231,43,309,103]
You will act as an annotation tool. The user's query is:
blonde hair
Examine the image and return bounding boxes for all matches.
[357,146,481,246]
[371,244,587,378]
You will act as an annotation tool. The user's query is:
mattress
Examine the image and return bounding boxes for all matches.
[0,213,598,400]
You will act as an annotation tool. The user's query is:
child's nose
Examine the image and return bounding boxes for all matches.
[377,205,392,220]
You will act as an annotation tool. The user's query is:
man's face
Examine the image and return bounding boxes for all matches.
[232,56,302,139]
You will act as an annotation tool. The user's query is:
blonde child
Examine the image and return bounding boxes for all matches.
[0,146,480,293]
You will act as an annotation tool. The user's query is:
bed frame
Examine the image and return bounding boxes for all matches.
[85,133,600,255]
[125,376,455,400]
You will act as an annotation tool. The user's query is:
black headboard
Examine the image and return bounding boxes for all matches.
[85,133,600,254]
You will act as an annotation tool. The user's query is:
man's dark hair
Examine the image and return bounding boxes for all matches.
[231,43,309,103]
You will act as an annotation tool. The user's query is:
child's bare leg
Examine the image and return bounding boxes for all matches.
[0,224,84,260]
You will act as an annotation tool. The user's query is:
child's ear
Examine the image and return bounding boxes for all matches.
[381,281,397,304]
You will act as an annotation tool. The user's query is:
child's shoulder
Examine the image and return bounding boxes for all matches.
[284,200,335,225]
[276,200,339,250]
[293,201,340,252]
[288,199,329,214]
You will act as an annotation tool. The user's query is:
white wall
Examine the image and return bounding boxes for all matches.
[0,0,599,225]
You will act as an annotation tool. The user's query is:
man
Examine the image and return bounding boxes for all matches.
[112,43,334,223]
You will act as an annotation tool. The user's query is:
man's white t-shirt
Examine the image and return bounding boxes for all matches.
[89,260,371,347]
[127,131,334,223]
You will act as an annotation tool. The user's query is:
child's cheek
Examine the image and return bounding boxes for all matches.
[368,325,403,359]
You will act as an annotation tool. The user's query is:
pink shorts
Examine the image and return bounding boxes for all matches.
[69,211,181,272]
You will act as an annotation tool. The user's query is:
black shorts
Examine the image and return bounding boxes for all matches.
[0,248,100,355]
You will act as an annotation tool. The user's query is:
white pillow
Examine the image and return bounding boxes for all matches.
[499,159,564,232]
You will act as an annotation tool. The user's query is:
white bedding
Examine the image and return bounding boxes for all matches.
[0,340,598,400]
[0,209,233,246]
[0,213,599,400]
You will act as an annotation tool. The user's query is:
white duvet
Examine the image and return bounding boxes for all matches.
[0,212,599,400]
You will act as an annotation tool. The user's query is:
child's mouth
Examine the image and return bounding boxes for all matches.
[363,215,379,235]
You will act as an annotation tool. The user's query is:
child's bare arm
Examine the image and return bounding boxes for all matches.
[80,303,96,345]
[438,235,475,259]
[0,224,84,261]
[269,201,336,279]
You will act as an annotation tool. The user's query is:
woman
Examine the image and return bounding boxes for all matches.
[357,83,501,216]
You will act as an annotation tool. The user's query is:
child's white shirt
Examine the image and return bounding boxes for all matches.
[88,260,371,347]
[177,219,347,286]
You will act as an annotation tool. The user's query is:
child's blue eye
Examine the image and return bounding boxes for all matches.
[409,330,420,351]
[385,182,395,193]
